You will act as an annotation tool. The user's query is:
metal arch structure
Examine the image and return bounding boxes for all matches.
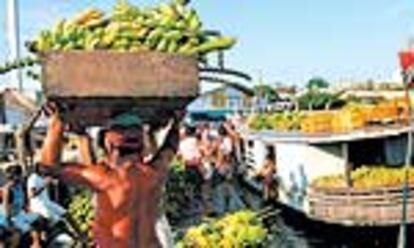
[198,30,254,96]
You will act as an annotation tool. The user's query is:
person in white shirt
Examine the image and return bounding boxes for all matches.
[177,125,205,212]
[27,163,66,225]
[3,165,42,247]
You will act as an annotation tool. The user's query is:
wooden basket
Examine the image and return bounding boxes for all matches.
[41,51,199,125]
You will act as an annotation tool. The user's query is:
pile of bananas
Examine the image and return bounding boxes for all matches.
[312,166,414,189]
[176,210,267,248]
[247,112,305,131]
[67,190,94,237]
[30,0,236,57]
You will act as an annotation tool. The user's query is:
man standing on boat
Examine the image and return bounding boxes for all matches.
[40,103,180,248]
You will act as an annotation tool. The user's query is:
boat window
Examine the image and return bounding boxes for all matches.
[348,138,386,168]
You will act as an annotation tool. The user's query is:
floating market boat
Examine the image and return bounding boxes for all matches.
[239,122,414,226]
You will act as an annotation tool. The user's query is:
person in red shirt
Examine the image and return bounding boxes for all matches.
[40,103,181,248]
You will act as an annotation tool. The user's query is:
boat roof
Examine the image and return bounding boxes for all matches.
[242,124,414,144]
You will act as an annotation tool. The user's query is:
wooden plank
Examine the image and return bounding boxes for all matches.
[308,203,414,225]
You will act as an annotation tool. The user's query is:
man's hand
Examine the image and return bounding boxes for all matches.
[43,102,64,130]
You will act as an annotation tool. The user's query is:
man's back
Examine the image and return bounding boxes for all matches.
[92,161,162,248]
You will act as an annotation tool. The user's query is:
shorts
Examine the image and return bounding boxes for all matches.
[30,199,66,224]
[12,211,40,233]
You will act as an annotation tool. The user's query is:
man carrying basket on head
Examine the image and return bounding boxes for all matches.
[40,103,182,248]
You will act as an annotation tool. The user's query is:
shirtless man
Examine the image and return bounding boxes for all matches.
[40,104,180,248]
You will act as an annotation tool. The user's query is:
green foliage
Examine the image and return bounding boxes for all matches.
[306,77,329,90]
[298,91,344,110]
[253,85,279,102]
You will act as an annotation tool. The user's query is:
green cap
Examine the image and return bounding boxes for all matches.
[108,112,143,128]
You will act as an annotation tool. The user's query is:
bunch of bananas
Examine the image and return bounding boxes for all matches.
[176,210,267,248]
[67,190,95,237]
[248,112,305,132]
[312,166,414,189]
[30,0,236,58]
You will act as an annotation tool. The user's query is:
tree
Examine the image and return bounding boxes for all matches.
[306,77,329,90]
[253,85,279,103]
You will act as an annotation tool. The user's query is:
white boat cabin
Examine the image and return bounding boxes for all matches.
[239,124,413,220]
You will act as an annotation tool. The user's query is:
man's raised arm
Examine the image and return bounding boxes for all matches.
[150,112,182,170]
[40,105,64,168]
[39,104,109,191]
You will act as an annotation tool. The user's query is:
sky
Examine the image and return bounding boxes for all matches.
[1,0,414,90]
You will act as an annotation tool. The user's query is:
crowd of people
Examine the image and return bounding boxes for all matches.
[177,121,245,216]
[177,118,278,216]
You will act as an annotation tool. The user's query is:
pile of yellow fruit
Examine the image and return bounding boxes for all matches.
[247,112,304,132]
[30,0,235,56]
[176,210,267,248]
[312,166,414,189]
[247,99,408,134]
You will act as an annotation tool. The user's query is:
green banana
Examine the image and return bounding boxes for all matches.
[192,37,236,55]
[187,9,201,31]
[177,41,195,56]
[145,27,164,48]
[164,30,182,41]
[167,40,178,53]
[156,38,169,52]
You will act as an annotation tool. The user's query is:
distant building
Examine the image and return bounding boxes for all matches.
[0,89,38,159]
[188,86,253,112]
[187,86,253,122]
[0,88,37,126]
[274,86,297,100]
